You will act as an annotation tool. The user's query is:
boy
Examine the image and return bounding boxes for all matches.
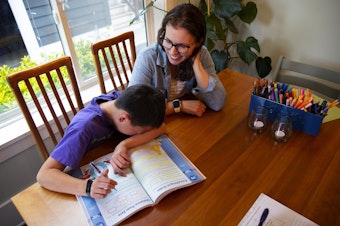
[37,84,166,199]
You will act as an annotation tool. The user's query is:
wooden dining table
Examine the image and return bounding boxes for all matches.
[11,69,340,226]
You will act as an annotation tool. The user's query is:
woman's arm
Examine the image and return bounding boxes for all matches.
[166,99,206,117]
[192,50,210,90]
[191,47,227,111]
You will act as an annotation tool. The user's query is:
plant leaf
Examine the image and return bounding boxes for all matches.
[206,13,226,40]
[199,0,208,14]
[206,38,215,52]
[214,0,242,18]
[211,50,229,73]
[238,2,257,24]
[245,36,260,53]
[224,17,238,34]
[256,56,272,78]
[236,41,258,65]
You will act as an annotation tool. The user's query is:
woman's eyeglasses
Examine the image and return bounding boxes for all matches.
[162,38,192,54]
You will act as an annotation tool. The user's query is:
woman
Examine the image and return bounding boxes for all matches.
[129,3,227,117]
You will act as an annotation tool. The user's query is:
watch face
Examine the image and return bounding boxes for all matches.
[173,101,180,108]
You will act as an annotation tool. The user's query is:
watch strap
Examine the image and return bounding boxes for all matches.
[86,179,93,196]
[173,99,181,113]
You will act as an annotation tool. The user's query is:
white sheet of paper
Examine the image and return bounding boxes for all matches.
[238,193,319,226]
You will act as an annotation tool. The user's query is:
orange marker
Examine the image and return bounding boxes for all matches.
[325,99,339,110]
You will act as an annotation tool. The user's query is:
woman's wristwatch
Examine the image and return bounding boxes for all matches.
[172,99,181,113]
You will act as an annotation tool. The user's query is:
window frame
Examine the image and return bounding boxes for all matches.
[1,0,150,127]
[0,0,172,160]
[0,0,152,147]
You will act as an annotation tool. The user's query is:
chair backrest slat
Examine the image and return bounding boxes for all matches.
[6,56,84,160]
[36,74,62,145]
[91,31,136,93]
[118,42,131,83]
[273,55,340,101]
[103,47,119,91]
[111,45,125,89]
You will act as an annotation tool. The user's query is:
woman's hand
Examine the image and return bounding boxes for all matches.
[181,100,206,116]
[91,169,117,199]
[192,49,209,90]
[192,49,202,66]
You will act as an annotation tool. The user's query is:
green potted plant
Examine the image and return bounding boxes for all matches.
[199,0,271,77]
[130,0,271,78]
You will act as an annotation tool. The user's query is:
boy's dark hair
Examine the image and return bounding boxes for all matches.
[157,3,206,81]
[115,84,165,128]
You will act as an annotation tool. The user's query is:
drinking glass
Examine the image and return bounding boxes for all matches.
[271,114,293,142]
[248,106,269,133]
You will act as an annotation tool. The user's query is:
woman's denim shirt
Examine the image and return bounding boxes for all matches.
[129,43,227,111]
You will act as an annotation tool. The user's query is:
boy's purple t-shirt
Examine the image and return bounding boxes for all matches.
[50,91,120,168]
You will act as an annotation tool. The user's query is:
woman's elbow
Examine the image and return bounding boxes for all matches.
[209,94,227,111]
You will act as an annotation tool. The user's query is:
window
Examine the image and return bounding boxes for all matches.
[0,0,147,128]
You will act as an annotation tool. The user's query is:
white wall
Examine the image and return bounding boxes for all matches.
[236,0,340,78]
[146,0,187,44]
[167,0,340,78]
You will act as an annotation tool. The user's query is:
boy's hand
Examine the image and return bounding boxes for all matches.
[110,143,130,176]
[91,169,117,199]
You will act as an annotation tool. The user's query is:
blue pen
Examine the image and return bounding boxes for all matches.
[274,88,279,103]
[321,100,328,110]
[271,87,275,101]
[258,208,269,226]
[90,162,117,191]
[90,162,102,174]
[276,83,280,90]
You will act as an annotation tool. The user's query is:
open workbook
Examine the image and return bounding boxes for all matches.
[72,135,206,226]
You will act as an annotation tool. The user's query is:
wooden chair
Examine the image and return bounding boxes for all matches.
[272,55,340,101]
[91,31,136,94]
[6,56,84,160]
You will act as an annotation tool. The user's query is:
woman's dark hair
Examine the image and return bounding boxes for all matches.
[157,3,206,81]
[115,84,166,128]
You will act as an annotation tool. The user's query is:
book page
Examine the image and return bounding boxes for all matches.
[160,136,206,183]
[238,193,319,226]
[77,155,153,226]
[75,136,206,225]
[128,137,197,203]
[96,168,153,226]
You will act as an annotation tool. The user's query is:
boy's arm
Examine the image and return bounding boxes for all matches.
[110,123,167,176]
[36,157,117,199]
